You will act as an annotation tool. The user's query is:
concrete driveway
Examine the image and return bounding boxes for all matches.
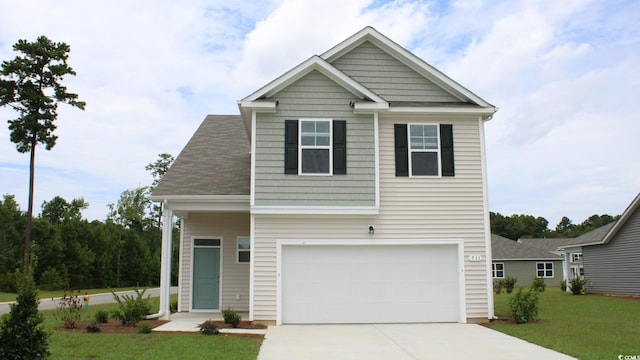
[257,323,575,360]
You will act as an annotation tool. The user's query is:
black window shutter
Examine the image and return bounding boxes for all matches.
[333,120,347,174]
[440,124,454,176]
[394,124,409,176]
[284,120,298,174]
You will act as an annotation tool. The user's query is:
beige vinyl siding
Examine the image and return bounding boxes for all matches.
[252,114,491,321]
[377,114,489,319]
[180,212,250,312]
[254,70,376,206]
[331,41,461,103]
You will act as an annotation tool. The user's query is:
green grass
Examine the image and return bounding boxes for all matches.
[0,287,141,303]
[32,297,262,360]
[492,287,640,359]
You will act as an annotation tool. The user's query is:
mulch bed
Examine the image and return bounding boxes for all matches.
[55,319,267,338]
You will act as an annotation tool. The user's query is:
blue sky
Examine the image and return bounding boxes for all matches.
[0,0,638,226]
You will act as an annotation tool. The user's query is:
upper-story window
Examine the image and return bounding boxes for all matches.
[300,120,332,174]
[394,123,454,177]
[571,253,582,263]
[284,119,347,175]
[409,124,440,176]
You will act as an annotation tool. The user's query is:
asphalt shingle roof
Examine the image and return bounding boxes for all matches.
[491,234,561,260]
[152,115,250,197]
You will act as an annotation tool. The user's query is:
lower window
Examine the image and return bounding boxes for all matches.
[492,263,504,278]
[536,262,553,278]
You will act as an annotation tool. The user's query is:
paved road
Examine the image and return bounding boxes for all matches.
[0,287,177,314]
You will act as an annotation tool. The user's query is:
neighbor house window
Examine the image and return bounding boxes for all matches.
[536,262,554,278]
[571,253,582,263]
[492,263,505,278]
[237,237,250,263]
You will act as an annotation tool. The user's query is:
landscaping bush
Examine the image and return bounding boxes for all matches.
[531,277,546,292]
[0,272,18,293]
[493,279,504,295]
[86,321,101,333]
[0,270,50,359]
[55,287,85,328]
[199,320,220,335]
[94,310,110,324]
[222,307,241,328]
[170,299,178,313]
[509,287,540,324]
[503,276,517,293]
[569,277,586,295]
[138,323,153,334]
[112,288,151,326]
[560,279,567,292]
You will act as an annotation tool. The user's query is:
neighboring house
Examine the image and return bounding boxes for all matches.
[518,236,587,284]
[491,234,563,286]
[559,193,640,296]
[150,27,497,324]
[555,223,614,283]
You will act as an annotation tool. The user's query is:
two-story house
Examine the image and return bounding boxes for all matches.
[150,27,497,324]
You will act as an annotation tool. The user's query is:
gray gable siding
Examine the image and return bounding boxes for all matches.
[254,70,376,206]
[583,207,640,295]
[331,41,461,103]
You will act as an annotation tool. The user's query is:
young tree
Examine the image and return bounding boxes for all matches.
[145,153,174,229]
[0,36,86,271]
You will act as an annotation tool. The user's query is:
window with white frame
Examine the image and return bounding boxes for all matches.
[571,253,582,263]
[300,119,332,174]
[237,237,250,263]
[492,263,505,278]
[536,262,554,278]
[409,124,440,176]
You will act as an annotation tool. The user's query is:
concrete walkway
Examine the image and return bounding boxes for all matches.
[153,312,266,335]
[257,323,576,360]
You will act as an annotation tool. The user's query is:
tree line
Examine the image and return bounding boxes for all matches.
[490,212,620,240]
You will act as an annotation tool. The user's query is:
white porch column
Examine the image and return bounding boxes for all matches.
[159,206,173,320]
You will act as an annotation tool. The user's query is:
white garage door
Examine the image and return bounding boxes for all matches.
[281,244,460,324]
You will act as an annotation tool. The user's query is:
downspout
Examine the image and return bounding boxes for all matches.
[146,201,173,320]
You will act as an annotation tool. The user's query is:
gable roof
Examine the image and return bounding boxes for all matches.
[519,237,583,253]
[322,26,495,109]
[238,26,496,132]
[575,193,640,248]
[151,115,250,197]
[492,234,561,260]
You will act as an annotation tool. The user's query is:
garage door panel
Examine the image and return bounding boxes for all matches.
[281,244,460,324]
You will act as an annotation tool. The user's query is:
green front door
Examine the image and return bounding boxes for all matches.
[193,247,220,310]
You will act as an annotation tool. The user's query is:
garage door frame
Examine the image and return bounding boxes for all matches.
[276,239,466,325]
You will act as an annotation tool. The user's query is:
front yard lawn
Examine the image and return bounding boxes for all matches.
[39,299,262,360]
[492,287,640,360]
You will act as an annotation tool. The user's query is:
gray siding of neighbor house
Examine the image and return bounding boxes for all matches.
[583,208,640,295]
[495,260,563,287]
[253,70,376,206]
[331,41,461,103]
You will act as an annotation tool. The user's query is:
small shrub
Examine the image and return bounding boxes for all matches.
[94,310,109,324]
[493,279,504,295]
[509,287,540,324]
[138,323,153,334]
[222,307,241,328]
[112,288,151,326]
[55,287,85,328]
[170,299,178,313]
[531,277,546,292]
[86,321,101,333]
[0,272,18,293]
[199,320,219,335]
[560,279,567,292]
[0,270,50,359]
[503,276,517,294]
[569,277,586,295]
